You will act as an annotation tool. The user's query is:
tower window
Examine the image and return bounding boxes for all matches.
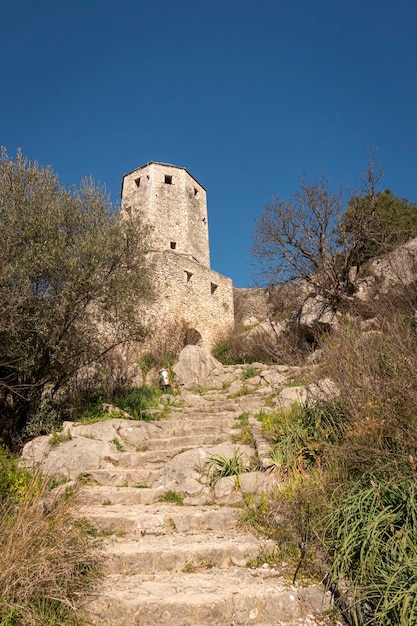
[211,283,218,294]
[134,177,141,187]
[186,271,193,283]
[194,187,198,196]
[164,175,172,184]
[170,241,176,250]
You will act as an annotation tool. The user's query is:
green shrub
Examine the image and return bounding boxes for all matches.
[159,490,184,505]
[326,477,417,625]
[49,428,72,448]
[241,366,258,380]
[77,385,162,423]
[0,446,35,504]
[211,340,242,365]
[259,400,348,475]
[24,399,60,437]
[206,448,251,487]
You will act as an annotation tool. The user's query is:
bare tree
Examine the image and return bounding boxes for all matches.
[252,176,355,299]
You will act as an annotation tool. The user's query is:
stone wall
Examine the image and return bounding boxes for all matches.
[145,251,234,349]
[233,287,271,324]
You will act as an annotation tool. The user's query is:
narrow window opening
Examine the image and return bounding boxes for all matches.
[170,241,176,250]
[202,217,207,224]
[186,271,193,283]
[134,177,141,187]
[194,187,198,196]
[211,283,218,294]
[164,175,172,184]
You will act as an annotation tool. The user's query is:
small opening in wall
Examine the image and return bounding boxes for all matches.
[184,328,202,346]
[194,187,198,196]
[186,271,193,283]
[170,241,176,250]
[134,177,141,187]
[211,283,218,294]
[202,217,206,224]
[164,175,172,184]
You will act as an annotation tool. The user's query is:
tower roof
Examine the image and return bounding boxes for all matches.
[121,161,206,197]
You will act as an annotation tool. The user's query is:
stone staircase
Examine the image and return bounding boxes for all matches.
[71,382,333,626]
[21,362,336,625]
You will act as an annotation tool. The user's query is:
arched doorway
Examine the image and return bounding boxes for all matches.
[184,328,202,346]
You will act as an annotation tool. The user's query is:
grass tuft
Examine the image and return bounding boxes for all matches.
[0,463,101,625]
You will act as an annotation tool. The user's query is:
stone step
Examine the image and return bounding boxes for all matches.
[83,569,330,626]
[80,503,239,536]
[153,419,238,436]
[78,502,239,535]
[102,532,275,575]
[136,432,231,452]
[179,403,242,415]
[79,468,159,487]
[78,485,170,505]
[98,448,197,468]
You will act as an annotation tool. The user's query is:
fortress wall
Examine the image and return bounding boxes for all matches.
[146,251,234,349]
[233,287,272,322]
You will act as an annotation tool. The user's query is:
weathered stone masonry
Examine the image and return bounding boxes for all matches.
[122,162,234,348]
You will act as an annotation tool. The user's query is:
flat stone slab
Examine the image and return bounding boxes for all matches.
[103,532,276,574]
[78,485,169,505]
[79,503,240,535]
[78,467,160,487]
[84,569,332,626]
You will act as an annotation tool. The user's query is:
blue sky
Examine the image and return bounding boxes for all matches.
[1,0,416,287]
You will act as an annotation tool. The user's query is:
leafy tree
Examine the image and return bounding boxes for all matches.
[342,189,417,265]
[0,149,153,445]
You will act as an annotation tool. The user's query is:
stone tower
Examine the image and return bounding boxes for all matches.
[121,162,234,349]
[122,162,210,267]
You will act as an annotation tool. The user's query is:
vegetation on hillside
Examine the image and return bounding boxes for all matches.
[0,447,100,625]
[0,149,154,446]
[231,155,417,624]
[251,153,417,300]
[234,290,417,623]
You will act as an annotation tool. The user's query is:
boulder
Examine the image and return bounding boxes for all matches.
[21,418,160,480]
[173,345,222,388]
[293,294,340,339]
[153,443,254,492]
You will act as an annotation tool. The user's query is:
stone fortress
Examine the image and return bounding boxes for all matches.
[121,162,234,348]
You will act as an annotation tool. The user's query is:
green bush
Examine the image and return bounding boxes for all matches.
[0,446,35,504]
[241,366,258,380]
[206,448,251,487]
[77,385,162,423]
[259,400,348,475]
[326,477,417,625]
[212,340,243,365]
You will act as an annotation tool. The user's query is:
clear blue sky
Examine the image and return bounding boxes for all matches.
[1,0,416,287]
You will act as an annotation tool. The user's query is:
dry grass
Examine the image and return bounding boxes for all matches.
[212,321,310,366]
[0,475,102,625]
[138,318,196,375]
[320,294,417,476]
